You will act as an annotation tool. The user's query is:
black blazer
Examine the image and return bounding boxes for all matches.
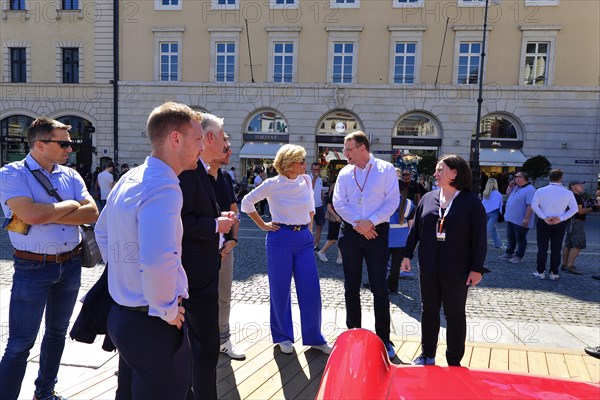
[179,161,221,290]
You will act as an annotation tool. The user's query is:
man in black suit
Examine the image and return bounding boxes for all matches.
[179,113,236,400]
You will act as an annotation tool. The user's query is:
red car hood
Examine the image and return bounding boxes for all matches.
[317,329,600,400]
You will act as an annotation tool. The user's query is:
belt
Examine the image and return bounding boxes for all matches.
[13,244,83,264]
[120,305,150,313]
[278,224,308,231]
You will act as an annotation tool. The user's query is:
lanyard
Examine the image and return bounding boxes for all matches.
[438,190,460,233]
[353,164,372,193]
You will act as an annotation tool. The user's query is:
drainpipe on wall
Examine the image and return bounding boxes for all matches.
[112,0,119,163]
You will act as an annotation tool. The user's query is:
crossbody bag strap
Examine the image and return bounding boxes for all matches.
[24,161,64,203]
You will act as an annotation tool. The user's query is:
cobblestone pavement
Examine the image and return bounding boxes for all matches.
[1,213,599,328]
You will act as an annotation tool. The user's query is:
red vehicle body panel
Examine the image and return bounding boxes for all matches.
[316,329,600,400]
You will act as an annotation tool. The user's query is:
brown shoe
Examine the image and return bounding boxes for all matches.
[567,266,584,275]
[560,265,568,271]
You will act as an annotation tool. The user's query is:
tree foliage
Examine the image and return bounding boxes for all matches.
[521,155,551,185]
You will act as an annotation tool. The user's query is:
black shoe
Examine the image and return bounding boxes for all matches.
[584,346,600,359]
[314,246,320,253]
[593,275,600,281]
[567,266,584,275]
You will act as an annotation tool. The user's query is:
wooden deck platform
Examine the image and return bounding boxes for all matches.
[59,329,599,399]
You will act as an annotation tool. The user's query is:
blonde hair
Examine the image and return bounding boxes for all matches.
[483,178,498,199]
[273,144,306,176]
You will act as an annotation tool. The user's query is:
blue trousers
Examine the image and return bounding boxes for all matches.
[505,221,529,258]
[0,256,81,400]
[338,223,391,345]
[486,210,503,248]
[265,227,326,346]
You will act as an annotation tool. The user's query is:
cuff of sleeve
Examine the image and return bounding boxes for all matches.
[215,219,219,233]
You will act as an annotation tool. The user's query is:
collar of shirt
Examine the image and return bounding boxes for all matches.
[25,153,59,175]
[146,156,179,182]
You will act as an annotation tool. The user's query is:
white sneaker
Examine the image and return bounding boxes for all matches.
[508,256,523,264]
[533,271,546,280]
[220,339,246,360]
[311,343,332,355]
[549,272,560,281]
[336,257,343,264]
[498,253,513,261]
[278,340,293,354]
[317,251,328,262]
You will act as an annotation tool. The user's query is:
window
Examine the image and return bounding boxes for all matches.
[457,42,481,84]
[155,0,182,10]
[62,0,78,10]
[10,48,26,83]
[267,27,300,83]
[272,43,293,83]
[215,42,235,83]
[246,110,288,133]
[393,0,423,7]
[217,0,236,3]
[523,42,549,85]
[62,48,79,83]
[212,0,238,9]
[159,42,178,81]
[519,25,558,86]
[209,27,241,83]
[331,0,360,8]
[393,43,416,84]
[317,110,362,135]
[395,114,440,137]
[474,115,519,140]
[332,43,354,84]
[9,0,25,10]
[270,0,298,9]
[525,0,559,6]
[458,0,485,6]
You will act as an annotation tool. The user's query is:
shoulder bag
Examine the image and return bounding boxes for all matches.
[25,162,101,268]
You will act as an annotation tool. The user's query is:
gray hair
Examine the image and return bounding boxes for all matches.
[200,113,224,134]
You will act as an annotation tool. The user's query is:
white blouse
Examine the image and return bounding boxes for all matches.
[241,174,315,225]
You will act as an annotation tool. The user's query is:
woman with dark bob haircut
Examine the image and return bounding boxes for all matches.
[401,154,488,366]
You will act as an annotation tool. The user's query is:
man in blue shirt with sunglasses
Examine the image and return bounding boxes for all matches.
[0,117,98,400]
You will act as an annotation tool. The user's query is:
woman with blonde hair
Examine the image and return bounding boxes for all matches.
[241,144,331,355]
[482,177,504,248]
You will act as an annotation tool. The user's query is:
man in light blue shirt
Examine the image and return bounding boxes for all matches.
[0,117,98,400]
[95,102,204,399]
[499,171,536,264]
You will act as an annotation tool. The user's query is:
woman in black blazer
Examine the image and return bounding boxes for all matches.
[401,155,488,366]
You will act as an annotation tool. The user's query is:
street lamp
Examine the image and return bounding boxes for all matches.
[471,0,496,195]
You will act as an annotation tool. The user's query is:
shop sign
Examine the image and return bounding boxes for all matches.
[243,133,289,142]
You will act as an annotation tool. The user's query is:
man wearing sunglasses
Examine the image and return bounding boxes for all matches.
[0,117,99,400]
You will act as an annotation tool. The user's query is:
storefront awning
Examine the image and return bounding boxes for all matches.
[239,142,285,159]
[479,148,527,167]
[324,149,347,162]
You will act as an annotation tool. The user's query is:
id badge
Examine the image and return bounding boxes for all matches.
[357,194,363,206]
[436,219,446,241]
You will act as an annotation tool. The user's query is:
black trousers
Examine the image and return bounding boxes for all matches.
[184,280,220,400]
[107,304,190,400]
[536,219,567,274]
[338,223,391,345]
[386,247,405,292]
[419,271,469,366]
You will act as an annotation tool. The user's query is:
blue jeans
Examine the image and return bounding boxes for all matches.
[486,210,503,248]
[0,256,81,400]
[505,221,529,258]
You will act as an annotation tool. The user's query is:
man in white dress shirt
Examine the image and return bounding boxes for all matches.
[333,131,400,359]
[95,102,204,399]
[530,169,578,280]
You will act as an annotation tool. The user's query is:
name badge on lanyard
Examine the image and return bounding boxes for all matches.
[437,190,460,242]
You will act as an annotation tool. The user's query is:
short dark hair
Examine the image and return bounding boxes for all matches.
[105,161,115,169]
[146,102,202,145]
[548,169,563,182]
[516,171,529,181]
[439,154,472,191]
[27,117,71,148]
[312,162,321,169]
[344,131,370,152]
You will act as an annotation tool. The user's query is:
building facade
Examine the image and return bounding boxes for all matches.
[0,0,114,172]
